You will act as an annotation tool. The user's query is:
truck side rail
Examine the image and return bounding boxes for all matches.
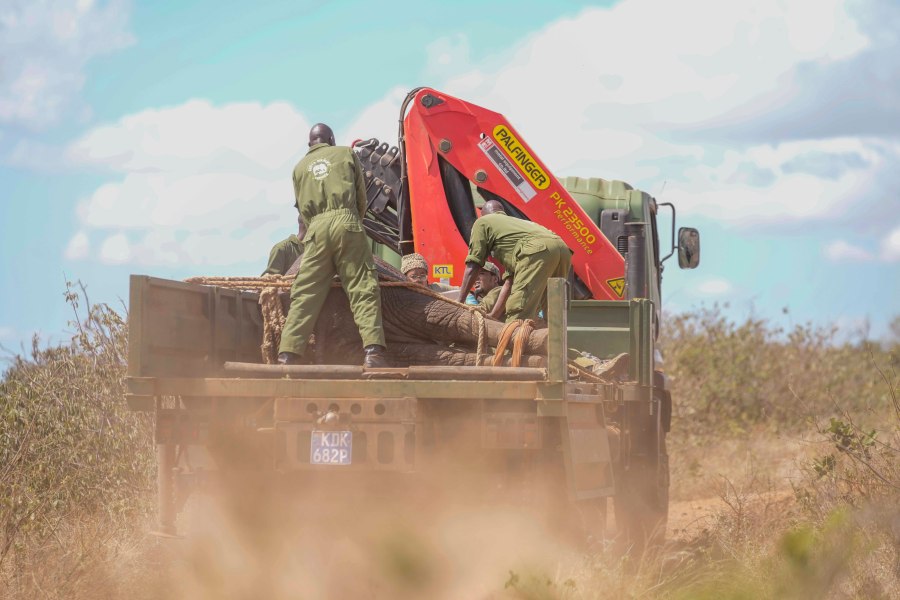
[127,275,264,379]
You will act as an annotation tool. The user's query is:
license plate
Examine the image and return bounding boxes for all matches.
[310,430,352,465]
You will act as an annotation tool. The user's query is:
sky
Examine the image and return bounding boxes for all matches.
[1,0,898,355]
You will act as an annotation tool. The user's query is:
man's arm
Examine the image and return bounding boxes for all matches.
[457,219,491,303]
[456,262,481,304]
[487,279,512,320]
[292,168,302,213]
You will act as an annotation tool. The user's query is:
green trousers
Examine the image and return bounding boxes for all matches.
[505,236,572,322]
[279,209,385,355]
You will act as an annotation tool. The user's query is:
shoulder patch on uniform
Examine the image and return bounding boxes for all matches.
[308,158,332,180]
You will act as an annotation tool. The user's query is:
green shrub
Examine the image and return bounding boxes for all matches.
[659,305,896,434]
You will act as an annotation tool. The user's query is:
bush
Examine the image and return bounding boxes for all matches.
[0,283,155,595]
[659,305,896,434]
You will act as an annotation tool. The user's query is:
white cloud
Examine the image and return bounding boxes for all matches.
[64,230,90,260]
[661,139,897,224]
[0,0,134,129]
[696,278,734,296]
[99,233,131,264]
[339,86,409,148]
[881,226,900,262]
[349,0,895,228]
[824,240,874,262]
[61,0,900,270]
[68,100,310,267]
[822,226,900,263]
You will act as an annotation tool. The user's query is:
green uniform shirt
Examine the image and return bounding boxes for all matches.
[293,144,368,224]
[465,213,559,276]
[477,286,502,314]
[262,234,303,275]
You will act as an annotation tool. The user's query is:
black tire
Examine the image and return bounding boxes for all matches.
[613,410,669,554]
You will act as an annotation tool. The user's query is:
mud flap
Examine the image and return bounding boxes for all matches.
[560,399,615,501]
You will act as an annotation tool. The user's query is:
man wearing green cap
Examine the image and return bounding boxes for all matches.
[472,262,507,319]
[277,123,388,368]
[456,200,571,322]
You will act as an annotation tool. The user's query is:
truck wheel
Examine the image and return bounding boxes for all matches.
[614,426,669,553]
[575,497,608,548]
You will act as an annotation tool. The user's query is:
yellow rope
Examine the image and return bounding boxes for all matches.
[511,319,535,367]
[491,320,521,367]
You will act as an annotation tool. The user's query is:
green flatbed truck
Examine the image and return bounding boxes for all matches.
[124,176,700,548]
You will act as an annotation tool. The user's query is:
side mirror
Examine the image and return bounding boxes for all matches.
[677,227,700,269]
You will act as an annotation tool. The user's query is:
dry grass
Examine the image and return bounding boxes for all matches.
[0,284,155,599]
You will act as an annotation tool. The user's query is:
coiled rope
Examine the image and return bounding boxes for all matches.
[489,319,536,368]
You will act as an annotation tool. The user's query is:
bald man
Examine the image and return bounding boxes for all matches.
[456,200,571,322]
[277,123,388,367]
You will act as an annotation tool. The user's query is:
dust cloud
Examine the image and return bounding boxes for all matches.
[151,462,592,600]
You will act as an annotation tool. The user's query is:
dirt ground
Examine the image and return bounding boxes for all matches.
[667,428,813,538]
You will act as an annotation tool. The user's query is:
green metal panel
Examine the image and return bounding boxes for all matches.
[128,275,265,379]
[127,376,544,401]
[562,176,639,223]
[566,300,632,360]
[559,397,615,500]
[629,298,654,387]
[127,275,146,379]
[566,298,654,385]
[546,278,568,383]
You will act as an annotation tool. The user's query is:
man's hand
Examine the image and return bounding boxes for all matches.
[456,262,481,304]
[487,278,512,320]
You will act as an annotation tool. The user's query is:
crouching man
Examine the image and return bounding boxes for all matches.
[456,200,571,322]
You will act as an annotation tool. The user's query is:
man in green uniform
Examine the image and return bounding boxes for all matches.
[457,200,571,322]
[261,215,307,276]
[472,262,505,318]
[277,123,388,367]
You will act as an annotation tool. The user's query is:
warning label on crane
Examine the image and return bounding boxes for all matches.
[478,136,537,202]
[606,277,625,298]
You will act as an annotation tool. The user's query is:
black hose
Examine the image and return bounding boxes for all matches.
[397,88,425,256]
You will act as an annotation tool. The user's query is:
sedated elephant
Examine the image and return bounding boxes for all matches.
[281,258,548,367]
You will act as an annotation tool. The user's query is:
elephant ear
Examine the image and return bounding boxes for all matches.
[285,256,303,278]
